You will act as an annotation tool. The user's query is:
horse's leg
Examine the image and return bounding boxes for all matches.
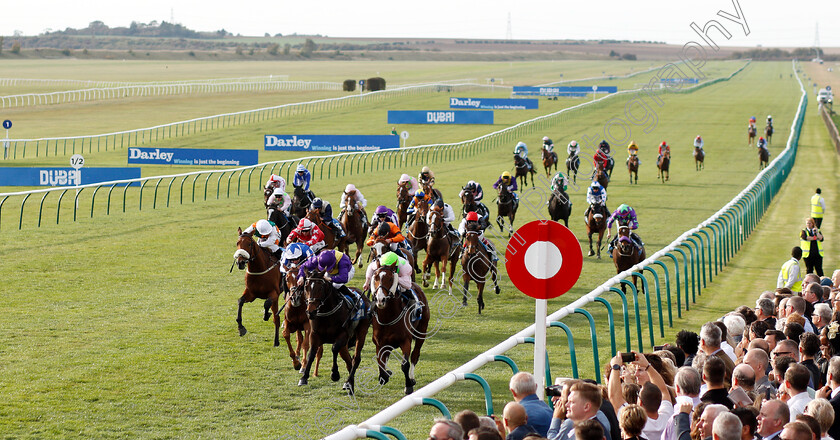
[422,256,431,288]
[236,292,253,337]
[434,260,443,289]
[331,339,347,382]
[492,265,501,295]
[587,231,595,256]
[462,275,470,307]
[597,231,604,259]
[314,345,323,377]
[399,339,415,394]
[476,282,485,314]
[376,343,392,386]
[272,296,281,347]
[298,333,321,386]
[283,319,299,370]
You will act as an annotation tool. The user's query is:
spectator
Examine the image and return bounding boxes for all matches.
[730,407,758,440]
[778,247,804,293]
[432,419,465,440]
[732,364,757,398]
[772,356,797,386]
[781,421,814,440]
[784,364,814,421]
[638,381,673,440]
[812,304,832,333]
[789,296,816,333]
[478,416,501,431]
[795,414,822,440]
[724,314,747,345]
[814,357,840,439]
[456,410,482,440]
[747,337,770,355]
[468,427,504,440]
[700,323,736,386]
[665,346,687,368]
[785,322,806,344]
[662,366,702,440]
[701,357,733,409]
[574,419,606,440]
[698,404,729,440]
[756,298,778,330]
[800,217,825,276]
[765,330,786,352]
[803,284,823,323]
[548,382,610,440]
[775,340,801,362]
[617,404,646,440]
[503,402,538,440]
[712,321,738,362]
[622,383,641,406]
[744,348,776,398]
[734,306,758,327]
[804,398,834,440]
[756,399,790,440]
[509,372,553,437]
[712,412,742,440]
[676,330,700,367]
[799,333,821,389]
[581,379,621,440]
[777,297,792,331]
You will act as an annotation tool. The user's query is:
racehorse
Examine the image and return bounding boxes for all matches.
[758,146,769,170]
[368,238,416,282]
[657,155,670,183]
[566,154,581,184]
[282,268,317,373]
[613,225,646,294]
[371,265,430,394]
[627,155,640,184]
[406,200,429,272]
[420,180,442,204]
[765,124,774,145]
[495,183,517,237]
[460,230,500,314]
[585,204,607,259]
[542,146,558,177]
[233,228,283,347]
[748,124,757,146]
[461,190,489,229]
[513,153,536,188]
[396,183,412,228]
[292,186,312,220]
[306,210,344,252]
[594,165,610,190]
[422,208,461,293]
[694,147,705,171]
[267,207,295,244]
[548,190,572,227]
[340,194,368,267]
[298,271,370,395]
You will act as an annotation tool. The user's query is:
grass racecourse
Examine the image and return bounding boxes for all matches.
[0,59,835,439]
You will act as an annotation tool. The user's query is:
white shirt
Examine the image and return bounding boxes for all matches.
[662,396,699,440]
[788,391,813,422]
[641,400,674,440]
[721,341,737,362]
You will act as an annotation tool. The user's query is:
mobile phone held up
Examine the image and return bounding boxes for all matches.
[621,352,635,363]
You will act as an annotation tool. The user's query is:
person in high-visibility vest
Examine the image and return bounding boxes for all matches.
[800,217,825,276]
[811,188,826,228]
[777,247,803,293]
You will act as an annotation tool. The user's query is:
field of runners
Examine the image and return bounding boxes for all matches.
[0,58,834,439]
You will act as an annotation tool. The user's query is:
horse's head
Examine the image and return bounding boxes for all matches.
[263,188,272,205]
[617,225,631,237]
[461,188,475,206]
[372,240,389,259]
[372,265,399,309]
[514,153,522,163]
[285,268,306,307]
[304,270,332,319]
[397,184,410,203]
[463,230,480,257]
[428,208,445,235]
[234,228,256,270]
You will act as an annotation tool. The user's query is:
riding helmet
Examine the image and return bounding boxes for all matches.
[345,183,356,193]
[599,140,610,148]
[466,181,476,191]
[516,141,526,149]
[296,164,306,173]
[421,166,431,174]
[466,211,479,222]
[502,171,512,179]
[375,205,389,216]
[628,141,637,148]
[543,136,550,141]
[569,140,578,148]
[298,218,314,231]
[256,219,274,235]
[434,199,444,208]
[317,251,336,270]
[378,222,391,237]
[415,190,425,199]
[284,243,306,261]
[381,251,399,266]
[399,173,411,183]
[660,141,668,147]
[618,204,630,216]
[312,198,323,209]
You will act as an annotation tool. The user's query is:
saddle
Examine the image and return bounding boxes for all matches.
[340,287,370,321]
[399,285,424,322]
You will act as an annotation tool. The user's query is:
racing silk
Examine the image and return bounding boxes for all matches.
[428,203,456,227]
[594,152,610,169]
[371,208,399,229]
[293,170,312,191]
[551,173,569,193]
[265,174,286,192]
[567,143,580,157]
[266,189,291,214]
[598,143,611,156]
[811,194,826,219]
[281,244,314,270]
[287,224,326,248]
[778,257,802,292]
[607,208,638,230]
[757,138,768,150]
[366,221,405,246]
[694,138,704,149]
[340,189,367,210]
[586,186,607,205]
[245,221,283,253]
[458,183,484,202]
[493,176,518,193]
[514,144,528,160]
[366,256,413,291]
[407,194,432,214]
[658,144,671,156]
[543,139,554,152]
[299,250,353,284]
[398,176,420,195]
[628,144,639,156]
[418,171,436,186]
[313,201,335,223]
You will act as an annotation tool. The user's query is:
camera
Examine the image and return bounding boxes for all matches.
[545,384,565,397]
[621,352,635,363]
[654,345,665,351]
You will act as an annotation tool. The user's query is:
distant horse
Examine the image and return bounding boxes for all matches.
[627,155,640,184]
[657,155,670,183]
[423,208,461,293]
[758,146,769,170]
[233,228,283,347]
[694,147,705,171]
[396,183,412,228]
[585,204,607,259]
[495,183,517,237]
[613,225,646,294]
[406,200,429,272]
[292,186,313,219]
[298,271,370,395]
[765,124,774,145]
[513,153,536,188]
[594,165,610,190]
[340,194,368,267]
[371,265,430,394]
[282,268,317,374]
[461,230,500,314]
[566,154,581,183]
[461,190,490,230]
[542,146,558,177]
[420,180,442,204]
[548,190,572,227]
[748,124,757,146]
[306,209,344,252]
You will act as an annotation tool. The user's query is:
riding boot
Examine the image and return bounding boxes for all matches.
[273,248,285,261]
[583,206,590,224]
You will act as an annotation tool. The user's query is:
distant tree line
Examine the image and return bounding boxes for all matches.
[730,47,838,61]
[45,20,228,39]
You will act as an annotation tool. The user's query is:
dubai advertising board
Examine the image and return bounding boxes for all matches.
[264,135,400,152]
[387,110,494,124]
[0,167,141,186]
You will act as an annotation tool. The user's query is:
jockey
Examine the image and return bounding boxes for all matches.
[309,198,345,240]
[598,140,611,157]
[292,164,315,205]
[298,249,357,301]
[607,204,643,253]
[286,218,326,253]
[748,116,757,130]
[281,242,314,274]
[459,180,484,202]
[626,141,640,165]
[542,136,555,152]
[514,141,533,171]
[243,219,285,260]
[370,205,399,232]
[265,186,292,221]
[550,171,569,194]
[493,171,519,210]
[339,183,369,231]
[363,251,416,312]
[567,140,580,158]
[264,174,286,192]
[407,189,432,219]
[693,135,704,151]
[366,220,410,257]
[398,173,420,195]
[583,181,608,224]
[757,137,768,151]
[458,211,498,262]
[657,141,671,164]
[767,115,773,128]
[428,198,459,241]
[418,166,436,187]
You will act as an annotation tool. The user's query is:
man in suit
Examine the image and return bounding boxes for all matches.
[756,399,790,440]
[815,356,840,439]
[700,322,735,386]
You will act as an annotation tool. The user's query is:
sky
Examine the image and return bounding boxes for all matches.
[4,0,839,48]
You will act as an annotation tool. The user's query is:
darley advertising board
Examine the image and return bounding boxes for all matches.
[0,167,141,186]
[387,110,494,124]
[449,97,538,110]
[512,86,618,96]
[264,135,400,152]
[127,147,258,166]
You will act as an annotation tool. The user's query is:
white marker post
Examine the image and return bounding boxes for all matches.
[592,85,598,101]
[70,154,85,208]
[401,131,409,163]
[2,119,11,160]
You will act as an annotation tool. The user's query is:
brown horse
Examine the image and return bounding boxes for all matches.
[282,268,318,373]
[420,180,442,204]
[627,155,639,184]
[495,183,517,237]
[747,124,757,146]
[694,147,705,171]
[340,194,368,267]
[406,200,429,272]
[234,228,283,347]
[548,190,572,227]
[371,265,430,394]
[306,209,344,252]
[461,190,489,229]
[585,204,607,259]
[758,146,769,170]
[368,238,416,283]
[461,230,500,314]
[513,153,536,188]
[542,147,558,177]
[423,208,461,293]
[613,225,646,294]
[298,271,370,395]
[594,165,610,190]
[765,124,774,145]
[396,183,412,228]
[657,155,670,183]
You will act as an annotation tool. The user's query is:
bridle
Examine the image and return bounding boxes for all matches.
[373,266,412,326]
[305,276,343,317]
